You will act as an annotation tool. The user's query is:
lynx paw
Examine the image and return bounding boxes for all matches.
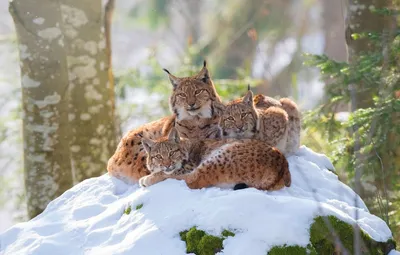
[139,176,152,187]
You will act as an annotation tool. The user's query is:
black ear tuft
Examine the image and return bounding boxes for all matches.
[247,84,251,91]
[203,60,207,68]
[243,89,253,105]
[163,68,171,75]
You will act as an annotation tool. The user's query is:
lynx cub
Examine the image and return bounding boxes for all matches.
[218,87,289,153]
[107,61,223,183]
[253,92,301,155]
[139,128,291,190]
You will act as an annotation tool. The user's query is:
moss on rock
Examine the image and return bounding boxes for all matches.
[221,230,235,238]
[197,235,224,255]
[310,215,394,254]
[267,215,396,255]
[268,244,317,255]
[179,227,235,255]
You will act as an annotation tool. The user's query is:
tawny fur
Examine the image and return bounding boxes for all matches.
[107,116,175,183]
[107,62,223,183]
[254,94,301,155]
[218,89,289,153]
[139,128,291,191]
[166,61,222,139]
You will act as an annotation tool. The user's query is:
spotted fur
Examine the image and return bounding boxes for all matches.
[218,88,289,153]
[254,94,301,155]
[107,116,175,183]
[139,128,291,191]
[107,62,224,183]
[166,61,223,139]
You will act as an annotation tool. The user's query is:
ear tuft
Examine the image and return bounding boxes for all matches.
[247,84,251,91]
[197,61,209,83]
[163,68,179,88]
[163,68,171,75]
[203,60,207,68]
[242,90,254,106]
[168,128,180,144]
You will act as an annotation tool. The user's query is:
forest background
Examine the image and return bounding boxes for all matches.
[0,0,398,243]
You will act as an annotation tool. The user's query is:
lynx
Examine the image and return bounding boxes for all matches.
[253,92,301,155]
[138,128,291,191]
[166,60,223,139]
[218,87,289,154]
[107,61,223,183]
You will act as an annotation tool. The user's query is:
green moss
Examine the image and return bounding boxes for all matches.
[221,230,235,238]
[268,244,317,255]
[135,203,143,210]
[197,235,224,255]
[310,215,394,255]
[267,215,396,255]
[180,230,189,242]
[179,227,235,255]
[124,206,131,215]
[186,227,206,254]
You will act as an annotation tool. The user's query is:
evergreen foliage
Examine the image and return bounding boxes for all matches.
[303,8,400,242]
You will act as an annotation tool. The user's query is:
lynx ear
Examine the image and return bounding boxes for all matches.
[196,60,210,83]
[142,138,155,154]
[213,101,226,115]
[168,128,180,144]
[242,88,254,106]
[163,68,179,88]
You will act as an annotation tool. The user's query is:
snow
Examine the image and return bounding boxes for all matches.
[0,146,396,255]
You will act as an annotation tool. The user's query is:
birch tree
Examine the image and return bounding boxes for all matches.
[10,0,117,218]
[10,0,73,219]
[60,0,117,183]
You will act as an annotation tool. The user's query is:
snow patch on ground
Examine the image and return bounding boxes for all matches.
[0,146,395,255]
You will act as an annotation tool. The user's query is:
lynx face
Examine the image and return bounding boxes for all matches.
[220,90,258,138]
[166,62,220,121]
[142,128,188,175]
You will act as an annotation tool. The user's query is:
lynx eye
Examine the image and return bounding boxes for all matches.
[195,89,205,96]
[226,117,235,122]
[241,113,250,118]
[153,154,163,160]
[169,150,180,157]
[177,93,186,98]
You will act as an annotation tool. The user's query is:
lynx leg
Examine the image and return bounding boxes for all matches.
[139,172,168,187]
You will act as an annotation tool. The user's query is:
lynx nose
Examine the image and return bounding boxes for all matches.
[165,165,175,172]
[189,103,196,108]
[237,125,244,132]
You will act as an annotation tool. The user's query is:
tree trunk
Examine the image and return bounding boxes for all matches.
[345,1,395,252]
[61,0,117,183]
[345,0,393,194]
[322,0,348,111]
[345,0,395,195]
[10,0,73,219]
[345,0,393,108]
[323,0,347,62]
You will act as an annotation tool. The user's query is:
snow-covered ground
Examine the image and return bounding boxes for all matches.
[0,146,396,255]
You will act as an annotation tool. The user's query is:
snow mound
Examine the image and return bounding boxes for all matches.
[0,146,395,255]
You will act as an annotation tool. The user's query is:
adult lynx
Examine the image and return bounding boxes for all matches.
[139,128,291,191]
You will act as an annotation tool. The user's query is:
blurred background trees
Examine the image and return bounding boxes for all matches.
[9,0,117,218]
[0,0,398,242]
